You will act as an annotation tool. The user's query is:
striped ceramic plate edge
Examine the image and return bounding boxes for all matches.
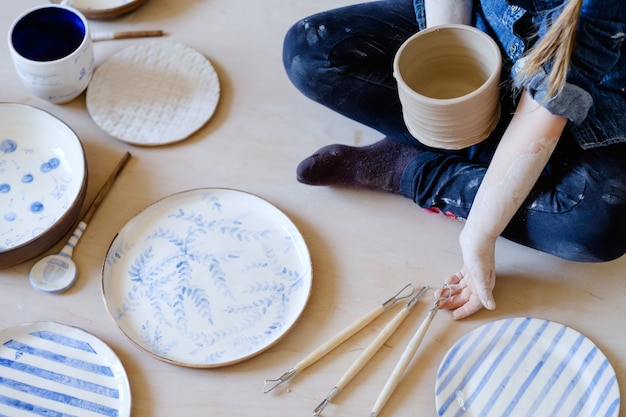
[435,317,619,417]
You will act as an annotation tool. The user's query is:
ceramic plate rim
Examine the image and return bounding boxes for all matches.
[0,321,131,417]
[101,187,312,368]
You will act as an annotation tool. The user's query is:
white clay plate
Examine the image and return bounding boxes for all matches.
[87,42,220,146]
[102,188,312,367]
[0,322,131,417]
[436,317,619,417]
[0,103,86,267]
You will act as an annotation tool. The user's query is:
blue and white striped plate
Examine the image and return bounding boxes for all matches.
[0,322,131,417]
[435,317,619,417]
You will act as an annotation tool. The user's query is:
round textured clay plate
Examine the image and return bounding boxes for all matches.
[87,41,220,146]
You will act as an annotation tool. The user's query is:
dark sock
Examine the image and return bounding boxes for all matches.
[296,138,421,193]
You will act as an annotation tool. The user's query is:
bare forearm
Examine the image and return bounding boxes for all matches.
[460,90,568,252]
[424,0,472,27]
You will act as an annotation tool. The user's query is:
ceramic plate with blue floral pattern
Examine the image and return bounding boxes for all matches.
[435,317,619,417]
[102,188,312,367]
[0,322,130,417]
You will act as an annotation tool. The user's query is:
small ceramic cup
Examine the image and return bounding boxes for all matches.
[393,24,502,150]
[8,5,94,104]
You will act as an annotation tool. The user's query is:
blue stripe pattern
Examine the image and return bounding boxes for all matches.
[0,323,127,417]
[3,341,114,377]
[435,318,620,417]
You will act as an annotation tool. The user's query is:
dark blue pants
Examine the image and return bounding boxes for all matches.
[283,0,626,262]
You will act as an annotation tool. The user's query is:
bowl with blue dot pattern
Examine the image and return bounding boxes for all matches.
[0,103,87,268]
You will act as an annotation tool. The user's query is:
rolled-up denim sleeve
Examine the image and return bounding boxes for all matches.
[513,2,626,125]
[513,61,593,124]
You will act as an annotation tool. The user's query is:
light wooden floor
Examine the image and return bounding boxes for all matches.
[1,1,625,416]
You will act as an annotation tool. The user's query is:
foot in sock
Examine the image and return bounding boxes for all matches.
[296,138,421,193]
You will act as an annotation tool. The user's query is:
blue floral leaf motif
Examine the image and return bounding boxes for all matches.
[232,332,273,351]
[208,256,235,300]
[173,285,214,328]
[147,227,186,251]
[283,233,297,253]
[107,238,136,265]
[204,213,274,243]
[128,247,155,283]
[265,321,283,336]
[203,351,225,363]
[169,209,209,229]
[244,280,285,295]
[140,321,178,356]
[198,193,223,212]
[262,243,276,260]
[174,259,193,284]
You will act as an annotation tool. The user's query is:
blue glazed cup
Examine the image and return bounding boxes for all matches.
[8,5,94,104]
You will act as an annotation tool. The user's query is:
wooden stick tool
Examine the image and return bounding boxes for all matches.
[312,285,429,416]
[263,283,416,394]
[368,284,451,417]
[92,30,164,42]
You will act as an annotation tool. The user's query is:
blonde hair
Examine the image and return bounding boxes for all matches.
[515,0,583,99]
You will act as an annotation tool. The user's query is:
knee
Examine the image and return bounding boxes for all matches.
[528,171,626,262]
[556,208,626,262]
[580,179,626,261]
[283,17,331,99]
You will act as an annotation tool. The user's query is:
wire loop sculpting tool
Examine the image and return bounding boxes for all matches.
[368,283,452,417]
[312,285,429,416]
[263,283,416,394]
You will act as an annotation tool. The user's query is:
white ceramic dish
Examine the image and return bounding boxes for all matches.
[0,322,131,416]
[50,0,150,20]
[102,188,312,367]
[86,41,220,146]
[436,317,619,417]
[0,103,87,269]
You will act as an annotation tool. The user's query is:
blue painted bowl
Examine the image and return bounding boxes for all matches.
[0,103,87,268]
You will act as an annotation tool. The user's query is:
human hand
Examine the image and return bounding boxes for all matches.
[438,246,497,320]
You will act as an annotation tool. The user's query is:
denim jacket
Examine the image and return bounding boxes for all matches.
[414,0,626,149]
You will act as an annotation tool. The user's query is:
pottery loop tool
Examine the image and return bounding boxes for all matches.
[29,152,132,294]
[263,283,417,394]
[312,285,429,416]
[368,283,452,417]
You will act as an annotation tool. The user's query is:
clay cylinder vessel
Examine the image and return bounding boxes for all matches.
[393,24,502,149]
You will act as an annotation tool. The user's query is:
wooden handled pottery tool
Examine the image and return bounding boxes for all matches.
[263,283,416,394]
[92,30,164,41]
[369,284,451,416]
[29,152,131,293]
[312,285,429,416]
